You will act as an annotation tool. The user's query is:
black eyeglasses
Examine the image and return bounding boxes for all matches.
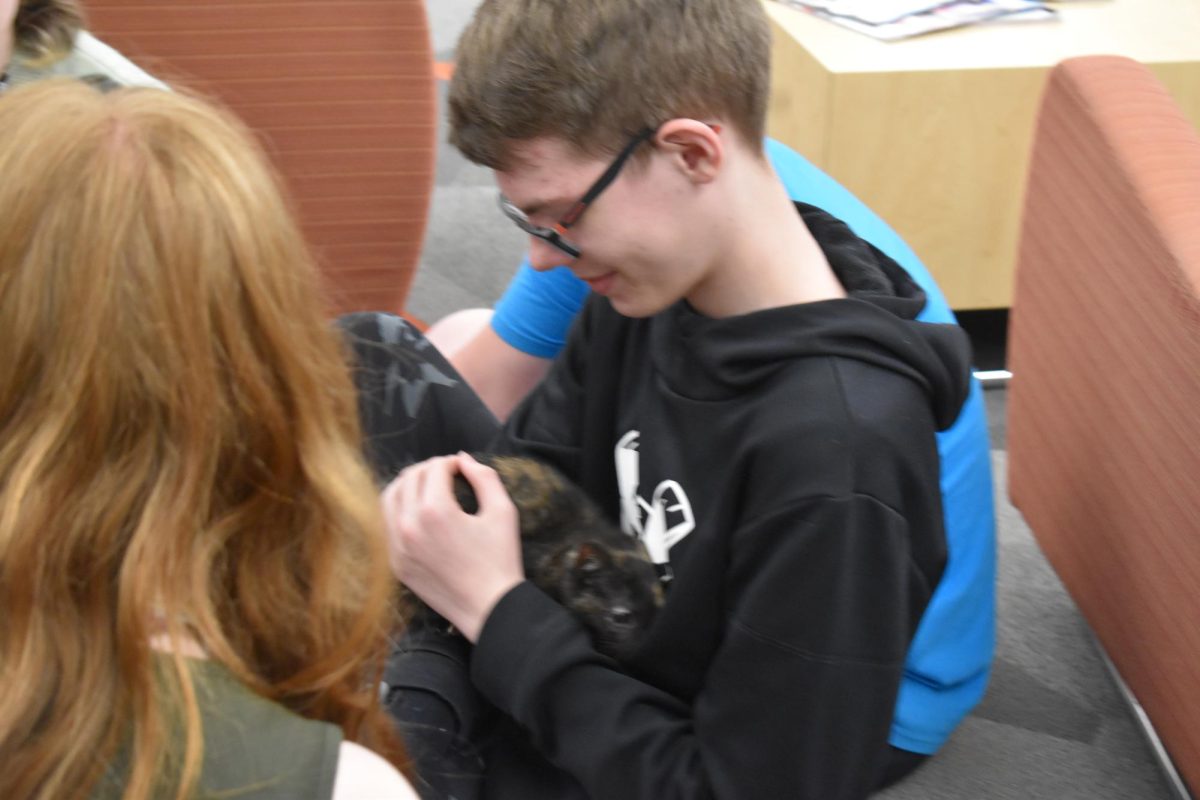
[498,126,657,259]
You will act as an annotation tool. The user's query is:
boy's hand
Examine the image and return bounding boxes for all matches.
[381,452,524,643]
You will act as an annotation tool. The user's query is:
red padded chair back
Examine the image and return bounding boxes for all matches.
[1008,55,1200,791]
[84,0,437,316]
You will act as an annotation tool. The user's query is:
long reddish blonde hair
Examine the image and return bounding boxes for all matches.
[0,80,406,799]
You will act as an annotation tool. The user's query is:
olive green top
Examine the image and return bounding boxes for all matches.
[92,660,343,800]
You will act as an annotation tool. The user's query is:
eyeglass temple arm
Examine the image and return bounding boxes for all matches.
[559,127,657,229]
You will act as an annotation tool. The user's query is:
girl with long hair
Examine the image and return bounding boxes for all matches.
[0,79,415,800]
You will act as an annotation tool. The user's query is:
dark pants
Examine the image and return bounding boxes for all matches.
[339,312,500,482]
[339,312,929,798]
[339,312,498,799]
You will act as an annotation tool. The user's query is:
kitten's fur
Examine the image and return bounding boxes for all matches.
[449,454,663,661]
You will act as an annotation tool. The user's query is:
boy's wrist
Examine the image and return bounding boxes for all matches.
[455,577,524,643]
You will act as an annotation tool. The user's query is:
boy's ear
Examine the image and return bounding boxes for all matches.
[655,119,722,184]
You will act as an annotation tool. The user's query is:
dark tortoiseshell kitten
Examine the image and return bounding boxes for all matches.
[452,454,663,662]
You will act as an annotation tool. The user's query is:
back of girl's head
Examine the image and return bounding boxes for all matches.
[0,80,405,800]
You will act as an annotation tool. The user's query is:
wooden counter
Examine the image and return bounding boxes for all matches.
[764,0,1200,308]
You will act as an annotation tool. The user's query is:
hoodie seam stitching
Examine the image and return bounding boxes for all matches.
[735,490,908,534]
[828,357,858,499]
[729,616,907,669]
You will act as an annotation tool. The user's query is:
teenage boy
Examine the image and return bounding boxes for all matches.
[381,1,973,797]
[426,138,996,767]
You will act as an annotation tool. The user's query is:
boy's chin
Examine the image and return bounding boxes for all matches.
[607,294,673,319]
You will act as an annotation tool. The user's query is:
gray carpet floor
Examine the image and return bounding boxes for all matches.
[410,3,1177,796]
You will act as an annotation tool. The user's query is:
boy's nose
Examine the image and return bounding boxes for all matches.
[528,237,574,272]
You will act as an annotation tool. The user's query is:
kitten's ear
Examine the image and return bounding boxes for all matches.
[573,542,609,574]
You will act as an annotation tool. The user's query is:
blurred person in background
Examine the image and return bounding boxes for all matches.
[2,0,165,93]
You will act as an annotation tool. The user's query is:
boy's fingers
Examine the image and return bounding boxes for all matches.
[418,455,461,507]
[398,463,427,535]
[456,453,512,513]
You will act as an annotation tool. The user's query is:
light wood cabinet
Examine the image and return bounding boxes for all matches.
[764,0,1200,308]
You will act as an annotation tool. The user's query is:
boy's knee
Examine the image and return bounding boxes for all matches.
[337,310,413,343]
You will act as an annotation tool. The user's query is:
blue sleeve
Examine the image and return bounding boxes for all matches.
[492,263,591,359]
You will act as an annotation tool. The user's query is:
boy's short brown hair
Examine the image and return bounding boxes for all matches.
[449,0,771,169]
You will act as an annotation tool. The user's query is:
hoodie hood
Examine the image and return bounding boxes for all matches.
[650,203,971,429]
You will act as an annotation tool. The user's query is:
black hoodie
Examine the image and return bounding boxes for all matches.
[479,204,972,799]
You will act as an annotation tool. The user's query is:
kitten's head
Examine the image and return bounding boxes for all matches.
[552,540,663,662]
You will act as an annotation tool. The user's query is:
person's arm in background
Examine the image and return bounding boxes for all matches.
[426,263,588,420]
[332,741,420,800]
[60,31,170,90]
[427,309,554,422]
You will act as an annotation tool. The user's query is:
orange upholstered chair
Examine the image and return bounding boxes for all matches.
[1007,56,1200,794]
[83,0,437,318]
